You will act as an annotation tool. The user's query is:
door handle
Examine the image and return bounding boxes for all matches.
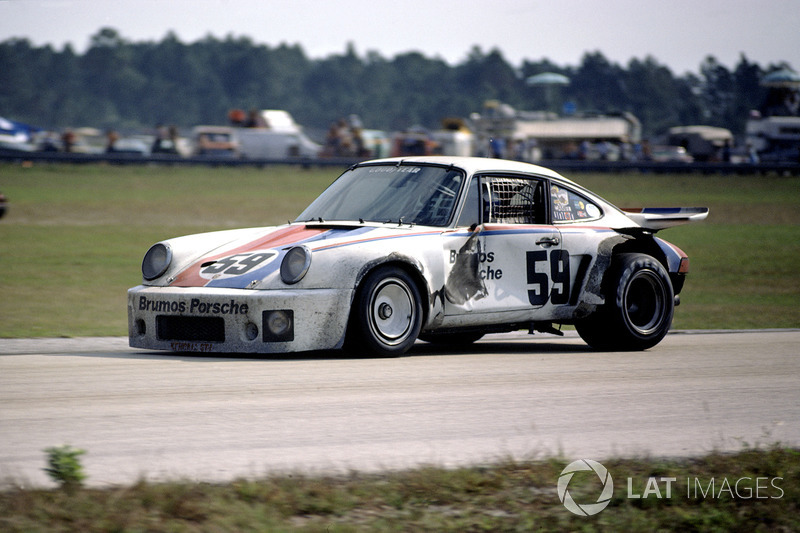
[536,236,560,246]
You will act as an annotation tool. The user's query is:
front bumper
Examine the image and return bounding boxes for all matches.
[127,285,353,353]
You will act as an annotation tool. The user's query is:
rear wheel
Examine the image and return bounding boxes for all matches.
[576,253,674,351]
[347,266,422,357]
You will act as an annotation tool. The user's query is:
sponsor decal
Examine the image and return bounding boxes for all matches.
[367,166,421,174]
[449,249,502,280]
[138,297,186,313]
[138,296,249,315]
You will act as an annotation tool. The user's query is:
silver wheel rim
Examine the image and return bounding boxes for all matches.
[369,277,415,345]
[623,270,666,335]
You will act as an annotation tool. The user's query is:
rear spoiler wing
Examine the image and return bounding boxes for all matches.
[621,207,709,231]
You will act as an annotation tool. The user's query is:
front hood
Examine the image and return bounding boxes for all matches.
[153,222,439,289]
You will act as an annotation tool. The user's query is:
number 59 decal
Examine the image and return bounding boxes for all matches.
[526,250,570,306]
[200,252,275,278]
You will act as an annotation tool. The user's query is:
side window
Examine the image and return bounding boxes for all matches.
[455,177,481,227]
[481,175,546,224]
[550,185,602,222]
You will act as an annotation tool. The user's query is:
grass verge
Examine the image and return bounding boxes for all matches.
[1,445,797,532]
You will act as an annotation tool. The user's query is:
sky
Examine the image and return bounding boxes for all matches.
[1,0,798,75]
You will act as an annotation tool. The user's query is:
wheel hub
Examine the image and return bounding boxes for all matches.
[370,278,414,343]
[625,270,665,334]
[378,302,393,320]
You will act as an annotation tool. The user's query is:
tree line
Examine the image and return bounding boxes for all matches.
[0,27,792,138]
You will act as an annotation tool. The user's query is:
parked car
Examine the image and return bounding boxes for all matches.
[128,156,707,356]
[111,137,150,156]
[192,126,239,158]
[650,145,694,163]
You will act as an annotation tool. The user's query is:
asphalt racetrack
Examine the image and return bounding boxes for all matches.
[1,330,798,488]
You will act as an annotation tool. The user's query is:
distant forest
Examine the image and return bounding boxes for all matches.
[0,27,793,138]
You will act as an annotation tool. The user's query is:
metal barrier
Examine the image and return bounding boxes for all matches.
[1,149,798,174]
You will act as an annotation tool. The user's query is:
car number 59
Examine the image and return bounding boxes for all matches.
[201,253,273,276]
[526,250,571,306]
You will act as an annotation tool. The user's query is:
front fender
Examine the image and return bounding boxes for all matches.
[353,252,442,329]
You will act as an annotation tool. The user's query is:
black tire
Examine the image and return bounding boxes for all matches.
[576,253,674,351]
[347,266,423,357]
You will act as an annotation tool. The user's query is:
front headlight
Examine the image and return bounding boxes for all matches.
[142,243,172,280]
[280,246,311,284]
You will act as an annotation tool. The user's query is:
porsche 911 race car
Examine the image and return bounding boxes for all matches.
[128,156,707,356]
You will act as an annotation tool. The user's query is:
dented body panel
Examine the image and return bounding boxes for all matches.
[128,156,706,354]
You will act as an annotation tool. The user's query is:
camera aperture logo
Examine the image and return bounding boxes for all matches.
[557,459,614,516]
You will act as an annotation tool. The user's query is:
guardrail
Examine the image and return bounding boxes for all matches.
[542,159,800,175]
[0,149,353,168]
[1,149,799,174]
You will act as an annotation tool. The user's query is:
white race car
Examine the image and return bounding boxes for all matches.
[128,156,707,356]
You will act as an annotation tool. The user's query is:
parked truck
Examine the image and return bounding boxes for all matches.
[193,109,321,160]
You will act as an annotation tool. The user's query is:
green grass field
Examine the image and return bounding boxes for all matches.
[1,163,799,337]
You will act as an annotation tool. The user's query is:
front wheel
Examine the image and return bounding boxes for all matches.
[576,253,674,351]
[347,266,423,357]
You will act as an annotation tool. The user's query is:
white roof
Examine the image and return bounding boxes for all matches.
[362,155,568,182]
[668,125,733,141]
[260,110,300,133]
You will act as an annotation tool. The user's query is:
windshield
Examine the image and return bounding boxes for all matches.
[296,164,466,227]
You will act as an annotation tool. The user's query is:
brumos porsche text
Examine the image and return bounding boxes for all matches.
[450,249,503,279]
[138,296,249,315]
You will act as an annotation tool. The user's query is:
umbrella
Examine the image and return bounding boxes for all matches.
[761,68,800,88]
[526,73,570,113]
[526,72,570,86]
